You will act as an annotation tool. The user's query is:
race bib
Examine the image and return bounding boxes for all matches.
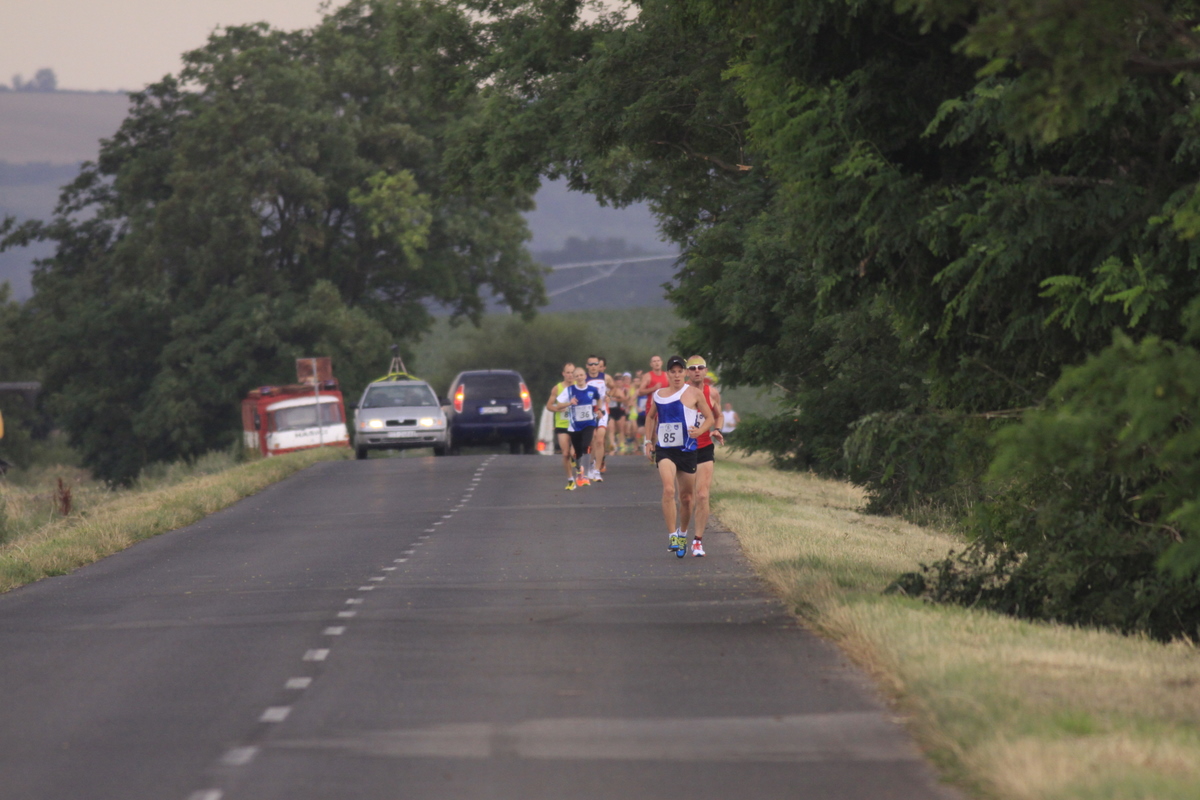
[657,422,684,447]
[574,404,594,422]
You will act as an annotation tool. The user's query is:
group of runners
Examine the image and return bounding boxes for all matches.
[546,353,740,559]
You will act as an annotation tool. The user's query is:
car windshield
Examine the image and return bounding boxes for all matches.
[463,375,521,401]
[362,384,438,408]
[272,402,342,431]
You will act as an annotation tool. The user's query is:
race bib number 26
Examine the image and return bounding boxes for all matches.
[657,422,684,447]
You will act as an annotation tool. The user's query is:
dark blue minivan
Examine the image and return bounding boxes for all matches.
[444,370,537,454]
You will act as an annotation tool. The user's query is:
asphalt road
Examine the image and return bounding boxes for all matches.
[0,452,959,800]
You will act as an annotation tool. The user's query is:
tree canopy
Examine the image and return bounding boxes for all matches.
[2,0,544,482]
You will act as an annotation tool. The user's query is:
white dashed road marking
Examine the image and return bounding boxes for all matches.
[323,627,346,636]
[338,610,357,618]
[260,707,291,723]
[346,598,364,605]
[188,791,222,800]
[286,678,313,689]
[221,746,259,766]
[303,649,330,662]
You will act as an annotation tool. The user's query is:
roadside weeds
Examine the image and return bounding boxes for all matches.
[0,447,348,593]
[713,451,1200,800]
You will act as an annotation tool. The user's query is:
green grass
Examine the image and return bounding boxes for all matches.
[713,451,1200,800]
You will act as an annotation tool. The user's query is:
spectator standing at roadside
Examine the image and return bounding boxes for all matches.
[722,402,739,433]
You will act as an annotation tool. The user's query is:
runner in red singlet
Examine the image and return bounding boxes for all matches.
[677,355,723,556]
[636,355,669,454]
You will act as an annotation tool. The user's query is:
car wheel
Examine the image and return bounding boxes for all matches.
[523,436,538,455]
[433,444,447,456]
[355,445,368,460]
[508,440,522,455]
[447,429,460,456]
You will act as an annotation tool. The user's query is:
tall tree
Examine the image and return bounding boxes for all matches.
[3,0,545,482]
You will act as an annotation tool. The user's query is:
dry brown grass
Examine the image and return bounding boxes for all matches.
[713,450,1200,800]
[0,446,346,592]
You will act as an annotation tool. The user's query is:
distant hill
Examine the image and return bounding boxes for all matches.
[0,91,675,306]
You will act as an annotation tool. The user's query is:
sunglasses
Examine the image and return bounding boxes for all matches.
[586,362,600,366]
[686,365,707,371]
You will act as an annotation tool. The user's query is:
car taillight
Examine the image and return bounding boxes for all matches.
[453,386,465,413]
[519,383,531,411]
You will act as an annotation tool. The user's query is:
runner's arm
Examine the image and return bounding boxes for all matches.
[707,387,725,444]
[686,388,714,439]
[644,398,658,459]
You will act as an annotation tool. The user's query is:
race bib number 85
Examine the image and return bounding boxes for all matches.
[657,422,684,447]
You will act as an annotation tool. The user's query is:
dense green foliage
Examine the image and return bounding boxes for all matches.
[453,0,1200,636]
[2,0,543,482]
[8,0,1200,634]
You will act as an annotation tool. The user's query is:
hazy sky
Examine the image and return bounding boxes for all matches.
[2,1,328,92]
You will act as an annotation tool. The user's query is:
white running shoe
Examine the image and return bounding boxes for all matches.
[691,539,705,557]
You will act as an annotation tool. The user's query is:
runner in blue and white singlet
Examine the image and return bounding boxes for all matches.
[552,366,601,488]
[645,356,713,556]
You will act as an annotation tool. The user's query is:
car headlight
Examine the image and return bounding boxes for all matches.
[365,419,384,430]
[418,417,437,427]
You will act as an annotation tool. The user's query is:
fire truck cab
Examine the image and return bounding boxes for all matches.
[241,382,349,457]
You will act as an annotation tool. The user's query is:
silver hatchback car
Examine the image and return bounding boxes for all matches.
[352,378,448,458]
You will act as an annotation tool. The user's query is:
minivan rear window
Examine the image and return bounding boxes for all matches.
[463,375,521,401]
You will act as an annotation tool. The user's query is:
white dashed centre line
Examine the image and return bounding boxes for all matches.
[346,598,364,605]
[303,649,330,662]
[260,707,291,723]
[188,790,223,800]
[221,746,259,766]
[323,626,346,636]
[424,528,436,533]
[369,576,386,581]
[338,610,357,618]
[286,677,313,689]
[357,585,376,591]
[395,557,409,563]
[442,514,453,519]
[382,567,396,571]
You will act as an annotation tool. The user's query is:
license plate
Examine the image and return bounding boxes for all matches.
[388,430,421,438]
[479,406,509,415]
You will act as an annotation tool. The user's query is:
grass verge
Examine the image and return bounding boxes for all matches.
[713,451,1200,800]
[0,446,348,593]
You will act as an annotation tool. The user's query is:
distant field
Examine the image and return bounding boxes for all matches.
[0,92,128,163]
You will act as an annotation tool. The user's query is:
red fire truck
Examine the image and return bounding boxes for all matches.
[241,359,349,456]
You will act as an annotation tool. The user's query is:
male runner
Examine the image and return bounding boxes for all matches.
[606,374,627,455]
[549,366,600,489]
[636,355,668,453]
[645,356,712,557]
[545,361,576,466]
[584,355,612,482]
[677,355,723,556]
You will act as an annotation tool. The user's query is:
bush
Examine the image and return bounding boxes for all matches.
[902,333,1200,640]
[844,411,994,519]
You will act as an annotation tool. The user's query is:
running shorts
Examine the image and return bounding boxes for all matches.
[568,427,595,457]
[696,443,715,464]
[609,407,626,422]
[554,426,570,437]
[637,411,647,426]
[655,447,698,474]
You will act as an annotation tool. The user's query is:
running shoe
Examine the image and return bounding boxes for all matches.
[691,539,705,557]
[576,476,591,488]
[565,480,577,491]
[668,532,681,551]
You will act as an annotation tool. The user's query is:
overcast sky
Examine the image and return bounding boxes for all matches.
[2,0,327,92]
